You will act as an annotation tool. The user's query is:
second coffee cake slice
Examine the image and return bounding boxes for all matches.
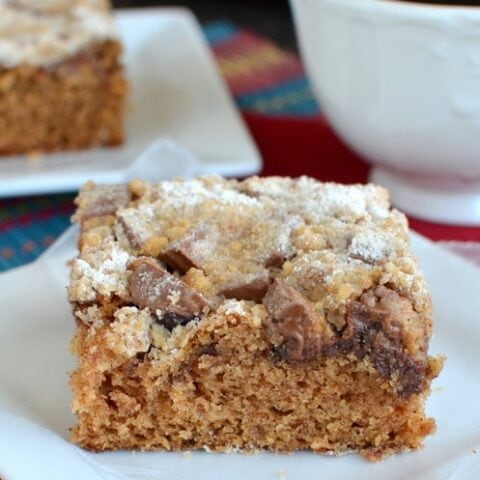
[0,0,127,155]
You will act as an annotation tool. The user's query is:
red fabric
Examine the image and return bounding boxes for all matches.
[243,112,480,242]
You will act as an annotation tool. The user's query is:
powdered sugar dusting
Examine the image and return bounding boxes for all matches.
[71,175,424,310]
[295,177,390,222]
[241,176,390,223]
[219,299,247,316]
[348,231,392,264]
[69,240,129,302]
[0,0,118,68]
[153,177,259,210]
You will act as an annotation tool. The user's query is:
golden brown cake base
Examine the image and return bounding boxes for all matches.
[68,177,443,461]
[71,310,442,461]
[0,40,127,155]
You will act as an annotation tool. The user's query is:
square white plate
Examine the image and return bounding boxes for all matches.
[0,8,261,198]
[0,139,478,478]
[0,189,479,478]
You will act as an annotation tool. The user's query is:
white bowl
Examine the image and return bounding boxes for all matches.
[290,0,480,225]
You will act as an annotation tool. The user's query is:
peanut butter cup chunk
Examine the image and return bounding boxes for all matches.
[162,225,219,273]
[129,257,208,327]
[69,175,442,460]
[264,279,333,362]
[264,251,286,268]
[341,301,426,398]
[219,270,271,302]
[73,182,131,223]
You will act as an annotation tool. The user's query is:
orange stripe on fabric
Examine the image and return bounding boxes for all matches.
[217,44,298,79]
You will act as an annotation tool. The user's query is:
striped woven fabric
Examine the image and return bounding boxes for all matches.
[205,21,318,116]
[0,194,74,271]
[0,21,318,272]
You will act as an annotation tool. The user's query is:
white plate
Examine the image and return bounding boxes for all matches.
[0,8,261,198]
[0,138,478,480]
[0,208,479,479]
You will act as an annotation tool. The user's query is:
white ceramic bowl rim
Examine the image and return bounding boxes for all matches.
[321,0,480,19]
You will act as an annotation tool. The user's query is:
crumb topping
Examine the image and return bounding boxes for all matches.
[70,176,431,388]
[106,307,152,358]
[70,176,428,308]
[69,233,129,302]
[0,0,118,68]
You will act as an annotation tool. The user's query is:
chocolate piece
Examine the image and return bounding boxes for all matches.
[117,211,143,249]
[264,251,285,268]
[163,249,197,274]
[129,257,207,329]
[374,286,428,357]
[264,281,426,397]
[219,270,271,302]
[340,302,425,398]
[263,215,303,268]
[78,185,131,222]
[332,301,391,357]
[162,231,204,273]
[160,312,197,331]
[263,279,332,361]
[162,226,218,274]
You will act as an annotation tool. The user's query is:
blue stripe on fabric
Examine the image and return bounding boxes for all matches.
[203,21,238,46]
[0,214,70,271]
[236,77,320,116]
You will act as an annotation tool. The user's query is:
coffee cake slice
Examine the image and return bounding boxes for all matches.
[68,176,443,461]
[0,0,127,155]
